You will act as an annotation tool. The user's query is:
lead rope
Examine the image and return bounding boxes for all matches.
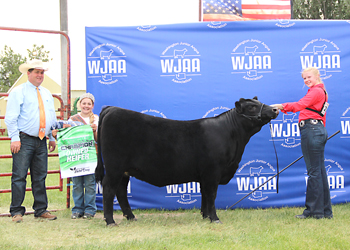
[227,130,340,209]
[269,122,279,193]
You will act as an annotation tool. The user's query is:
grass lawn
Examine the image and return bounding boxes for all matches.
[1,140,350,249]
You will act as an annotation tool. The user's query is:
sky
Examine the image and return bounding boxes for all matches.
[0,0,199,90]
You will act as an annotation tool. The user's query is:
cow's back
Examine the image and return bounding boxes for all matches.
[100,107,207,186]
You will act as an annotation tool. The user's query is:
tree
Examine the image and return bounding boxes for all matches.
[27,44,52,62]
[292,0,350,19]
[0,45,26,92]
[0,44,52,92]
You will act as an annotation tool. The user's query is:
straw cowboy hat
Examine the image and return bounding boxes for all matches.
[19,59,49,74]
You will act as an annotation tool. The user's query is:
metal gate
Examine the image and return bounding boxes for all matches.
[0,26,72,217]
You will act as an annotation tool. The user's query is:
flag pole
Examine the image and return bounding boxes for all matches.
[199,0,203,21]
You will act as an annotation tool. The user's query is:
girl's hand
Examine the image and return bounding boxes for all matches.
[91,124,97,132]
[271,104,284,110]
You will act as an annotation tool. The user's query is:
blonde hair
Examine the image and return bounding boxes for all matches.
[79,93,95,124]
[302,67,323,83]
[89,113,95,125]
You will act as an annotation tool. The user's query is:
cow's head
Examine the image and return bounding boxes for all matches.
[235,96,279,125]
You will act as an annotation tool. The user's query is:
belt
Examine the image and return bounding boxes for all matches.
[20,131,38,138]
[299,119,323,127]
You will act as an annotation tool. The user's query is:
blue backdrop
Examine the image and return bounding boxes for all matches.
[85,20,350,210]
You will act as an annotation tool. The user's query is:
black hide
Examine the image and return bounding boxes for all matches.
[95,97,279,225]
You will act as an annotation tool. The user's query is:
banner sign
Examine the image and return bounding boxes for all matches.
[86,20,350,211]
[57,125,97,178]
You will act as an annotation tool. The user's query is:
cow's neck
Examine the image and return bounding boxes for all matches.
[227,110,263,138]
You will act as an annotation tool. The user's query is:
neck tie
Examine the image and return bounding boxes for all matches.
[36,87,46,140]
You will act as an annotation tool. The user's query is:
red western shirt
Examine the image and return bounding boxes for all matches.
[282,83,327,126]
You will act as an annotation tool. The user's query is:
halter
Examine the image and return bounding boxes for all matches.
[238,103,265,121]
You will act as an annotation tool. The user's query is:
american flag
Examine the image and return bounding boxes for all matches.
[202,0,291,21]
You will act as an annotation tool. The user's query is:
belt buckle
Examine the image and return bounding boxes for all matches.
[310,119,318,125]
[299,120,305,127]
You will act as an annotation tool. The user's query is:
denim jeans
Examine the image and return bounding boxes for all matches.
[10,133,48,217]
[300,122,332,218]
[72,174,97,216]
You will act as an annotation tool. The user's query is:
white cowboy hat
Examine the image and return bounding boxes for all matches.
[19,59,49,74]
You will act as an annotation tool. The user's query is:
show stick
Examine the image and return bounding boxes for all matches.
[227,130,340,209]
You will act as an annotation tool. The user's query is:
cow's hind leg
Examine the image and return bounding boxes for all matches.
[102,177,118,226]
[200,183,209,219]
[116,174,136,221]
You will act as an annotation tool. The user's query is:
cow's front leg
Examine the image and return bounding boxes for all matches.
[102,178,117,226]
[201,182,221,223]
[116,174,136,221]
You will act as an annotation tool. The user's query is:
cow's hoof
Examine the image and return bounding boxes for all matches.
[212,220,222,224]
[106,223,118,227]
[201,213,209,219]
[124,215,137,221]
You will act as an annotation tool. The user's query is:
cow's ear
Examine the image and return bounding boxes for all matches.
[253,96,258,100]
[235,100,242,113]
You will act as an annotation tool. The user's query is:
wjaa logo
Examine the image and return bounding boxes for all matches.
[269,113,301,148]
[137,25,157,32]
[300,38,341,79]
[275,20,295,28]
[165,182,201,205]
[160,42,201,84]
[207,21,227,29]
[235,159,277,202]
[305,159,345,199]
[202,106,230,118]
[87,43,127,85]
[231,39,272,81]
[95,181,132,205]
[141,109,167,118]
[340,107,350,139]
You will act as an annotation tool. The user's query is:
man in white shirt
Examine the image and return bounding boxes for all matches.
[5,59,58,223]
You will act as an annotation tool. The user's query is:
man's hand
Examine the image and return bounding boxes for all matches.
[49,140,56,152]
[52,129,58,139]
[10,141,21,154]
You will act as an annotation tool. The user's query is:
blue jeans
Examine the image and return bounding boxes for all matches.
[300,122,332,218]
[10,133,49,217]
[72,174,97,216]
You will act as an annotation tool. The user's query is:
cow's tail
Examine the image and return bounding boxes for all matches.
[95,105,112,183]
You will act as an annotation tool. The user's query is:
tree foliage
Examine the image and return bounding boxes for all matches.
[0,46,26,92]
[0,44,52,92]
[27,44,52,62]
[293,0,350,19]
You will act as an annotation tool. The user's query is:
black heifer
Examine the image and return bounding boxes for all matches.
[95,97,279,226]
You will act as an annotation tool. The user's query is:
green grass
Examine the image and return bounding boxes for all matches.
[1,140,350,249]
[1,206,350,249]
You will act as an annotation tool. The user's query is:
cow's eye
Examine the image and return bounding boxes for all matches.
[248,106,256,112]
